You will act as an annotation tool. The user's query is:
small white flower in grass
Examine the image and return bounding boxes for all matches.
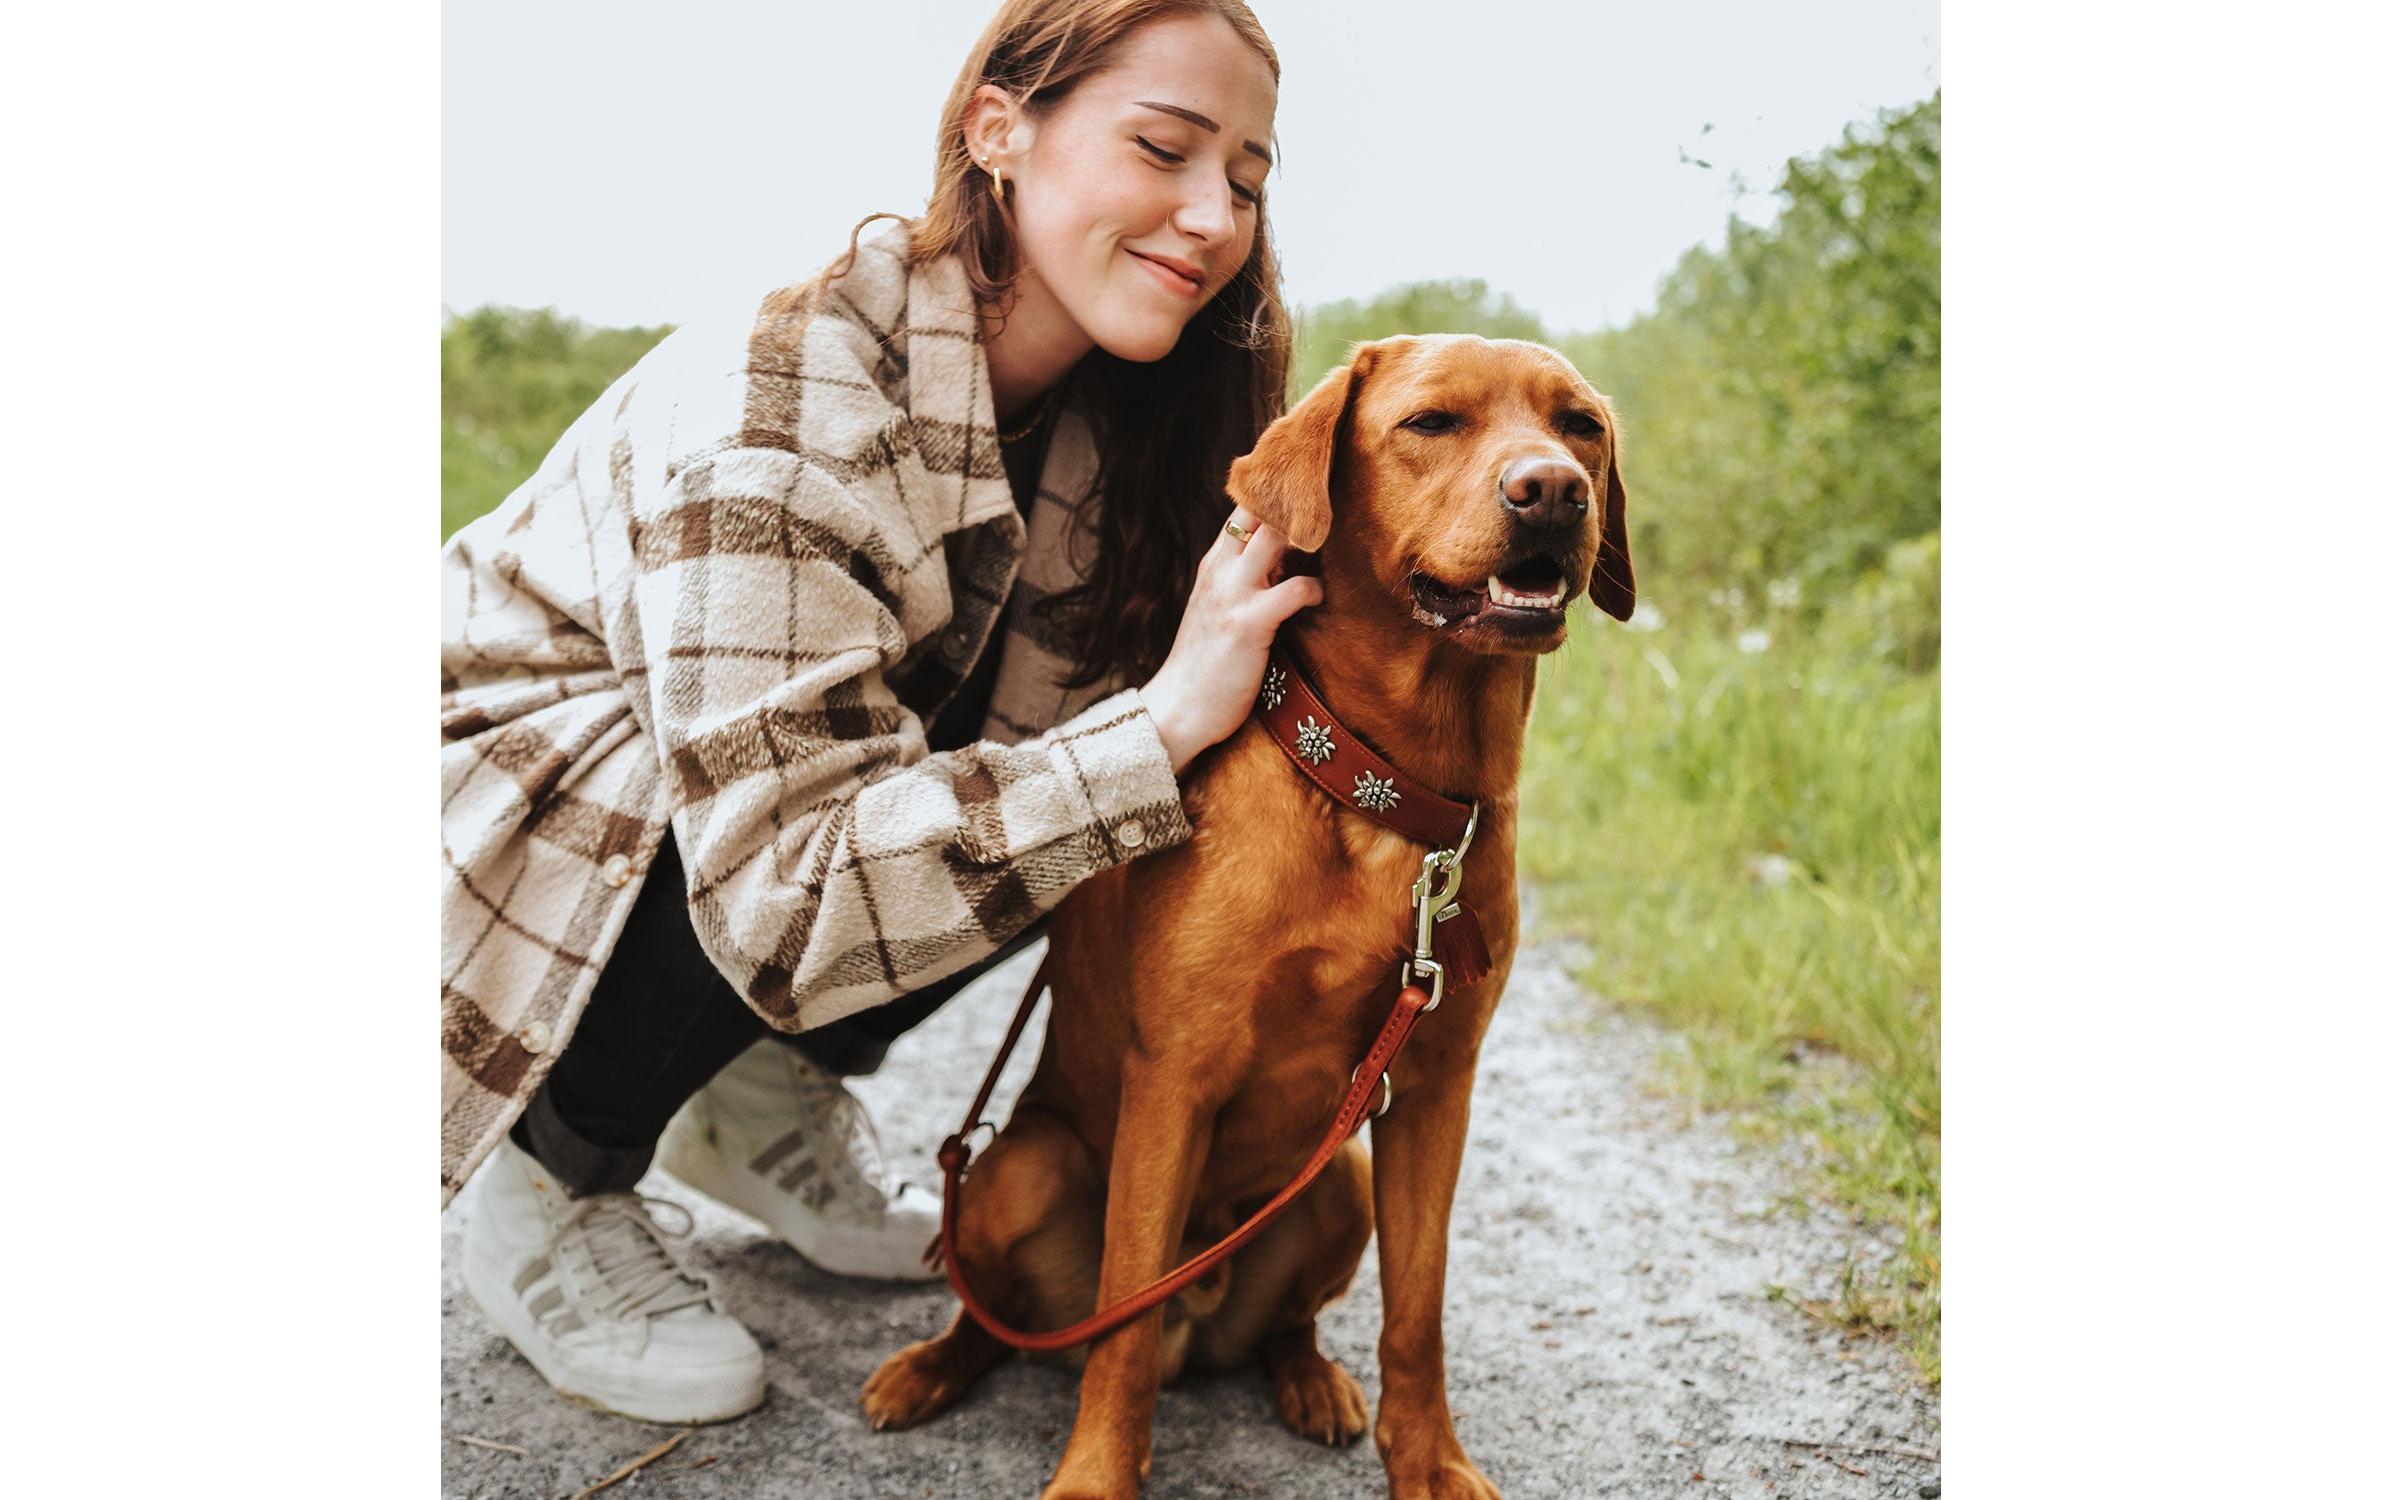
[1746,853,1793,887]
[1737,628,1771,654]
[1621,601,1665,633]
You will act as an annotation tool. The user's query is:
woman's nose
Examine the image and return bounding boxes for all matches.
[1173,171,1235,241]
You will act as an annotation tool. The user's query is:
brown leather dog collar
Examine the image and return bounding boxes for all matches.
[1253,640,1495,995]
[1252,643,1475,850]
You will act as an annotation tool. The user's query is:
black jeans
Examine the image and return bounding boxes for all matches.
[509,828,1048,1197]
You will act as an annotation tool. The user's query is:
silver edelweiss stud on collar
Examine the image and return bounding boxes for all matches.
[1294,715,1336,764]
[1352,769,1401,812]
[1260,663,1288,712]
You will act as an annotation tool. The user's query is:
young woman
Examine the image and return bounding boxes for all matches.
[440,0,1316,1425]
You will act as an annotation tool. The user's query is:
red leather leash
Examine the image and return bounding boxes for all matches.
[930,644,1491,1353]
[932,961,1438,1353]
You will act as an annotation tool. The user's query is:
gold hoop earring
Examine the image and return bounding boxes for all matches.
[991,165,1006,202]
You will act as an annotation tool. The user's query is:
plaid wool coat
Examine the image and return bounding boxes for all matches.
[440,222,1194,1205]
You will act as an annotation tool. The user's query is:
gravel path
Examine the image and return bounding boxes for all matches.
[440,887,1941,1498]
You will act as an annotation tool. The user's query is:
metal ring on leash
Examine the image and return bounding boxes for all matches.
[1353,1062,1393,1118]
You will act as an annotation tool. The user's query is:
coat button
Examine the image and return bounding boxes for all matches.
[942,632,972,661]
[1117,819,1145,849]
[601,854,633,888]
[517,1020,553,1055]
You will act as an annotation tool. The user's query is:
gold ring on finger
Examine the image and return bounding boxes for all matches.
[1223,520,1253,543]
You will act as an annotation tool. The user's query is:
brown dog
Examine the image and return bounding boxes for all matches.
[861,334,1634,1500]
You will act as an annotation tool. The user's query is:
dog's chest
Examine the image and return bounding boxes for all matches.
[1200,1036,1375,1208]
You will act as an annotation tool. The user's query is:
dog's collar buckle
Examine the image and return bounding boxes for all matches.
[1399,828,1472,1010]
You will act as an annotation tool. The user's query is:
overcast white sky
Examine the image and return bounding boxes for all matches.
[445,1,1937,335]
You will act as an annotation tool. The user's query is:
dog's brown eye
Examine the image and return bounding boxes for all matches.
[1558,411,1605,439]
[1402,411,1460,434]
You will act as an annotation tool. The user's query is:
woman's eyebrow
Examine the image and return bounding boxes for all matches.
[1132,100,1272,166]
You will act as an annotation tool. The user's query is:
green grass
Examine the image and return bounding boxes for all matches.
[442,308,670,540]
[1517,568,1940,1382]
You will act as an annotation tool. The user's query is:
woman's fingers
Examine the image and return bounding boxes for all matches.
[1211,504,1291,590]
[1265,573,1324,620]
[1147,506,1326,765]
[1207,504,1261,572]
[1205,506,1315,617]
[1233,518,1290,586]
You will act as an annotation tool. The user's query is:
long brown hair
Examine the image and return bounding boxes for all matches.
[833,0,1291,692]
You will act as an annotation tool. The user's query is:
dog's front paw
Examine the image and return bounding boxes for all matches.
[1041,1439,1151,1499]
[861,1339,969,1431]
[1378,1417,1500,1500]
[1271,1345,1370,1446]
[1386,1457,1500,1500]
[1039,1469,1143,1500]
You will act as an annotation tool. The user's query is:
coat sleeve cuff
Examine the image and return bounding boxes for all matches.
[1043,684,1194,863]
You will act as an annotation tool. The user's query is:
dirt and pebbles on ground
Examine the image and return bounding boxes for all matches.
[441,885,1941,1498]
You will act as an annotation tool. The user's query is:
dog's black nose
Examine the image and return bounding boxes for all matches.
[1500,458,1589,528]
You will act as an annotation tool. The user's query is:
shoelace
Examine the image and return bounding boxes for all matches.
[550,1193,716,1323]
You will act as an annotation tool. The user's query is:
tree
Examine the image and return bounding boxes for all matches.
[1562,93,1940,605]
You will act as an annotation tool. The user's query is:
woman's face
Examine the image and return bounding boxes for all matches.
[991,13,1277,363]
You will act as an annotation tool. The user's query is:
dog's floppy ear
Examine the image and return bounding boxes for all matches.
[1587,417,1636,622]
[1225,345,1376,553]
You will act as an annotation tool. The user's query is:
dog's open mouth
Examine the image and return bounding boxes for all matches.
[1408,548,1572,632]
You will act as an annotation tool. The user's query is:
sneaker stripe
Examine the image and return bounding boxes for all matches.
[774,1157,819,1194]
[512,1256,552,1297]
[749,1127,811,1176]
[528,1286,564,1320]
[547,1310,584,1337]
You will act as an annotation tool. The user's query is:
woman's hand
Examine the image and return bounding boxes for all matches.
[1141,504,1325,775]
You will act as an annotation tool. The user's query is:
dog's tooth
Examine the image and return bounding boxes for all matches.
[1485,572,1560,610]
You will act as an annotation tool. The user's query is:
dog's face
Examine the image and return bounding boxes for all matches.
[1227,335,1635,654]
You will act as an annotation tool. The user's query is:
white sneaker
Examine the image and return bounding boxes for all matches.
[461,1137,765,1424]
[656,1040,944,1282]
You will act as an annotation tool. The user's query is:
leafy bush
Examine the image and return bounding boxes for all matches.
[1817,531,1941,674]
[1293,279,1550,395]
[1560,95,1939,610]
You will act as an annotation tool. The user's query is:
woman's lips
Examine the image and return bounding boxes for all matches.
[1128,250,1203,298]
